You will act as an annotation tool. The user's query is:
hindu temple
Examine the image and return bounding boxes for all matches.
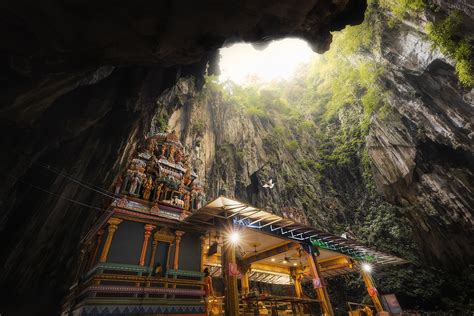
[61,131,405,316]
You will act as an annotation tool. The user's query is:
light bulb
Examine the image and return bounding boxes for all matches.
[362,263,373,273]
[229,232,240,244]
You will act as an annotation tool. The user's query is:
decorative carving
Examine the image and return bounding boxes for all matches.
[117,198,128,208]
[117,131,205,217]
[142,176,153,200]
[150,204,161,215]
[153,226,174,242]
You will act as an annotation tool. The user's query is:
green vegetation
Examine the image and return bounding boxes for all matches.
[191,119,206,136]
[379,0,425,25]
[427,12,473,87]
[203,0,393,172]
[153,112,169,132]
[378,0,473,86]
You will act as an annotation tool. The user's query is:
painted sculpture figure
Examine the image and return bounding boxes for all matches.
[117,130,205,214]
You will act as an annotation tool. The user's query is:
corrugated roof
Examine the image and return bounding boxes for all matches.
[186,196,407,268]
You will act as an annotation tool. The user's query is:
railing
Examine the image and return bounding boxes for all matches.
[62,262,206,315]
[84,262,152,279]
[166,268,205,279]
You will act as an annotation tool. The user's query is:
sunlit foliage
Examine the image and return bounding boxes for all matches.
[378,0,425,25]
[426,12,473,87]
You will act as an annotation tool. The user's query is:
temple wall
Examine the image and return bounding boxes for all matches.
[176,232,201,271]
[147,238,170,273]
[108,221,143,265]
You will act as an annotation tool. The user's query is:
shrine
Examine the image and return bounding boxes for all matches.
[62,131,405,316]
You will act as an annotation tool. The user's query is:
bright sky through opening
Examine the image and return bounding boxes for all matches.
[219,38,316,85]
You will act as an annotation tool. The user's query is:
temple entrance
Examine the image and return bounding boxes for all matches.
[201,227,349,315]
[187,197,404,316]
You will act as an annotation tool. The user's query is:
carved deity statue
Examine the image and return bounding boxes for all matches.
[142,176,153,200]
[147,138,157,154]
[184,194,191,210]
[175,148,184,164]
[159,144,166,158]
[168,145,176,162]
[183,168,192,186]
[129,174,140,195]
[155,183,164,201]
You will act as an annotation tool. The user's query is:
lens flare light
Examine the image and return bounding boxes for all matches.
[229,231,240,244]
[362,263,373,273]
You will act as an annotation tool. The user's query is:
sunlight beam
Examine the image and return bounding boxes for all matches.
[219,38,316,85]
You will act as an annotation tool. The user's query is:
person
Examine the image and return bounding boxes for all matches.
[154,263,162,277]
[203,268,215,315]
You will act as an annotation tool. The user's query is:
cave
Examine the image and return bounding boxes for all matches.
[1,0,473,315]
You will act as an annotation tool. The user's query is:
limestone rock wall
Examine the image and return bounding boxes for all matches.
[368,15,474,268]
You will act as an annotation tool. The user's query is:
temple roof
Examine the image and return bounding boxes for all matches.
[186,196,407,269]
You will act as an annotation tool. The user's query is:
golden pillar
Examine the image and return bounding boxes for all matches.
[241,266,250,295]
[139,224,156,266]
[291,268,303,298]
[173,230,185,269]
[306,251,334,316]
[223,234,239,316]
[99,218,123,262]
[200,235,207,272]
[149,231,161,269]
[361,268,384,313]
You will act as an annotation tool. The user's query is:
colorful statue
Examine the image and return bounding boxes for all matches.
[175,148,184,164]
[129,174,140,195]
[142,176,153,200]
[155,183,164,201]
[147,138,157,154]
[160,144,167,158]
[169,146,176,162]
[119,131,203,212]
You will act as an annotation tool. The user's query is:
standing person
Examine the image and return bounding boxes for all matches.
[203,268,215,315]
[154,263,162,276]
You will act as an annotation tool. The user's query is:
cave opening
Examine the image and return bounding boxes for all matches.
[218,38,317,85]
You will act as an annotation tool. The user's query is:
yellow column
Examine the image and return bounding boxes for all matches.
[306,252,334,316]
[241,265,250,295]
[148,231,161,269]
[200,235,207,272]
[361,268,384,313]
[173,230,185,269]
[291,268,303,298]
[223,235,239,316]
[139,224,156,266]
[99,218,123,262]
